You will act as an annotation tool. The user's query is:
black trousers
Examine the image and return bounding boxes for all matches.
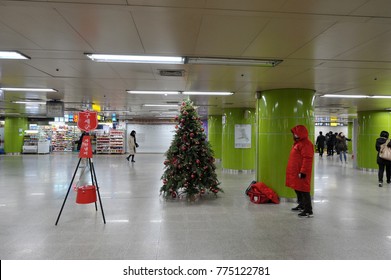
[327,144,334,155]
[318,145,324,156]
[295,190,312,212]
[378,162,391,183]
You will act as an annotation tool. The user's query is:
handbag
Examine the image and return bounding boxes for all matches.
[379,139,391,161]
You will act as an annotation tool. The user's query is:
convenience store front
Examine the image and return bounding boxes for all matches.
[1,116,126,155]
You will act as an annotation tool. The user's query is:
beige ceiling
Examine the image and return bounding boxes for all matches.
[1,0,391,120]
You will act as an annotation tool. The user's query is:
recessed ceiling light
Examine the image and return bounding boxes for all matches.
[370,96,391,99]
[185,57,282,67]
[127,90,180,95]
[321,94,368,98]
[0,51,30,60]
[0,87,57,92]
[85,54,185,64]
[143,104,179,107]
[183,91,234,96]
[13,101,46,105]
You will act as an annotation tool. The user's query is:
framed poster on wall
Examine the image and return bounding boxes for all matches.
[235,124,251,148]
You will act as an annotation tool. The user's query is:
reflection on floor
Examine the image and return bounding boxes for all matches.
[0,153,390,260]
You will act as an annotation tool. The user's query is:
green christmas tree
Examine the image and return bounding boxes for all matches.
[160,99,222,200]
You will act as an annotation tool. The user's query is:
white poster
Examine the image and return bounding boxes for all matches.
[235,124,251,148]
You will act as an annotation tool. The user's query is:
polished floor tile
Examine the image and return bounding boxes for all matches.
[0,153,390,260]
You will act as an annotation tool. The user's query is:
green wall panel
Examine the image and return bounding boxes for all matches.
[222,108,256,170]
[4,117,28,153]
[208,115,222,160]
[256,89,315,198]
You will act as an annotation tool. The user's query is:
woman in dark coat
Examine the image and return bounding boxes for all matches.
[286,125,314,217]
[375,130,391,187]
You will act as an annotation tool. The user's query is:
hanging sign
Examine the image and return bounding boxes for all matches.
[77,110,98,132]
[79,135,93,158]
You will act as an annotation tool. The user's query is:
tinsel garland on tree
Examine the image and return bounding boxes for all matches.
[160,99,222,199]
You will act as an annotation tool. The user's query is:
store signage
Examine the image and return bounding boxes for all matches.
[78,111,98,132]
[79,135,93,158]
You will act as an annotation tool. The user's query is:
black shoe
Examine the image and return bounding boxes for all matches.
[291,205,304,211]
[298,211,313,218]
[379,182,383,187]
[387,181,390,184]
[131,160,135,162]
[126,157,129,161]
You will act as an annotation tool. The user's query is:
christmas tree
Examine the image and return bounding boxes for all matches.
[160,99,222,200]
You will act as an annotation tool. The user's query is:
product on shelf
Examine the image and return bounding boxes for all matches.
[96,129,124,154]
[22,130,39,153]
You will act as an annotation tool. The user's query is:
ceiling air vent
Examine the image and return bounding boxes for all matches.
[159,69,185,77]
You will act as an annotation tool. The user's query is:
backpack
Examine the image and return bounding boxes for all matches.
[245,181,280,204]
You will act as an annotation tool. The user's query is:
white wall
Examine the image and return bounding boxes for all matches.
[126,124,176,153]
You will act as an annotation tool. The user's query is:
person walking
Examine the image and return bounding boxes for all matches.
[286,125,314,218]
[316,131,326,157]
[126,130,138,162]
[336,132,351,163]
[375,131,391,187]
[326,131,335,156]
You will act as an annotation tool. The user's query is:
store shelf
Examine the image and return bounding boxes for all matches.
[96,130,124,154]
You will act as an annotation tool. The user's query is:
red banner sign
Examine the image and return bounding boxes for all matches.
[77,110,98,132]
[78,135,93,158]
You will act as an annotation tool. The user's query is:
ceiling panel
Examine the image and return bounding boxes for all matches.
[0,5,92,51]
[351,0,391,17]
[1,0,391,119]
[281,0,368,15]
[57,6,144,53]
[291,21,391,59]
[131,7,203,54]
[244,17,336,58]
[205,0,286,11]
[195,14,269,56]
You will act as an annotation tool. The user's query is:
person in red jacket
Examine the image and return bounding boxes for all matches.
[285,125,314,218]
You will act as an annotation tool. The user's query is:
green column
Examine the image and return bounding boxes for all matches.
[357,111,391,169]
[222,108,256,171]
[208,115,222,160]
[4,117,28,154]
[348,121,353,153]
[256,89,315,198]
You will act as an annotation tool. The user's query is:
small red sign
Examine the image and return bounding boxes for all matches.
[77,110,98,132]
[78,135,93,158]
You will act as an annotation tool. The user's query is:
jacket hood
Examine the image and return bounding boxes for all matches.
[291,125,309,140]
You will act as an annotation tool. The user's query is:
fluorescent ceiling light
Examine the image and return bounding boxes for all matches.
[183,91,234,96]
[13,101,46,105]
[127,90,180,95]
[85,54,185,64]
[321,94,368,98]
[0,51,30,60]
[370,96,391,99]
[0,87,57,92]
[186,57,282,67]
[322,94,391,99]
[143,104,179,107]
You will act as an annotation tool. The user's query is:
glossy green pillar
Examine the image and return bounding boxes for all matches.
[348,121,353,153]
[208,115,222,160]
[4,117,28,153]
[357,111,391,169]
[222,108,256,171]
[256,89,315,198]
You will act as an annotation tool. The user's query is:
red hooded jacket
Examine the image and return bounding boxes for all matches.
[285,125,314,192]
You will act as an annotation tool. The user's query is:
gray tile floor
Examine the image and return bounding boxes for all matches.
[0,153,390,260]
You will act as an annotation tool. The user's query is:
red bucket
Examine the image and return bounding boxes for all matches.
[76,185,97,204]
